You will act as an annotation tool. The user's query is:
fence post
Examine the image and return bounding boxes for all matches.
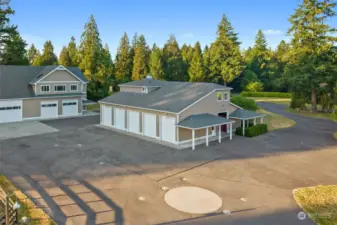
[5,196,9,225]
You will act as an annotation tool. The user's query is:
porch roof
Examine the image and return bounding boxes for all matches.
[177,113,233,129]
[229,108,264,119]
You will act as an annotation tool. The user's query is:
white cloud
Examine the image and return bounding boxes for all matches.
[263,29,283,35]
[182,33,194,38]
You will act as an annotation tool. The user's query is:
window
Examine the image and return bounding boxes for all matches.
[223,92,229,101]
[41,85,50,92]
[142,87,148,93]
[217,92,222,101]
[62,102,77,106]
[41,104,57,107]
[0,106,21,110]
[54,85,66,92]
[70,84,78,91]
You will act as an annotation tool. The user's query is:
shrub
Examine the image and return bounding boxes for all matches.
[290,94,306,110]
[235,127,243,136]
[245,124,268,137]
[245,81,264,92]
[240,92,292,98]
[231,95,258,111]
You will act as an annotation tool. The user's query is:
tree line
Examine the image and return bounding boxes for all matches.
[1,0,336,112]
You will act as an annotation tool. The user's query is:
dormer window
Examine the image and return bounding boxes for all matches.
[142,87,148,93]
[41,85,50,93]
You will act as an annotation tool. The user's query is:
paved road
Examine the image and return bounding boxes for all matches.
[0,105,336,225]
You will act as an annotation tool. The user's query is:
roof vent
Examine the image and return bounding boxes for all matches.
[146,74,152,80]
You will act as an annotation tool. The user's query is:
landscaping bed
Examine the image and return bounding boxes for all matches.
[0,175,56,225]
[294,185,337,225]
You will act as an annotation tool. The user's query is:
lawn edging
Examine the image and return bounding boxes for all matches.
[0,175,56,225]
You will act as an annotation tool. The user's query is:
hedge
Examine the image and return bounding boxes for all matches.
[240,92,292,98]
[231,95,258,111]
[235,124,268,137]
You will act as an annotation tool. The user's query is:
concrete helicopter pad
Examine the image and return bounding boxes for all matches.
[164,186,222,214]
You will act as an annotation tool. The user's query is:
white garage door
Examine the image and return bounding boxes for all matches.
[41,101,58,119]
[144,113,157,138]
[161,116,176,143]
[128,110,140,134]
[115,108,125,130]
[0,100,22,123]
[62,99,78,116]
[101,105,112,126]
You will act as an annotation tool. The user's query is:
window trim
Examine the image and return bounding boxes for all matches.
[70,84,78,92]
[217,92,223,102]
[54,84,66,92]
[40,85,50,93]
[223,92,229,101]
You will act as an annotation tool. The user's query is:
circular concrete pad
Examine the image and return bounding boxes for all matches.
[164,186,222,214]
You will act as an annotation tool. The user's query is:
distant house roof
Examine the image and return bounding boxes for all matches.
[99,79,231,113]
[177,113,233,129]
[229,108,265,119]
[0,65,87,100]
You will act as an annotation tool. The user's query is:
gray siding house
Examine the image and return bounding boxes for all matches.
[99,76,265,149]
[0,65,88,123]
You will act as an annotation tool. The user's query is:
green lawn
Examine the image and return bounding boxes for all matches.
[86,103,100,111]
[294,185,337,225]
[257,108,296,131]
[248,97,291,105]
[285,108,332,120]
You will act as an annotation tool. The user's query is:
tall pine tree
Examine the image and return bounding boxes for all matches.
[149,43,163,80]
[40,40,58,65]
[59,46,71,66]
[78,15,102,80]
[162,34,185,81]
[27,44,40,65]
[203,45,211,81]
[209,14,243,84]
[1,30,28,65]
[286,0,337,112]
[67,36,78,66]
[132,35,149,80]
[115,32,132,82]
[0,0,16,60]
[189,42,205,82]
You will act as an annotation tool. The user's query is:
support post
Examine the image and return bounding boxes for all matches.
[243,120,245,136]
[206,127,209,146]
[261,117,264,124]
[254,118,256,126]
[218,125,221,143]
[192,129,195,150]
[229,123,232,140]
[5,196,9,225]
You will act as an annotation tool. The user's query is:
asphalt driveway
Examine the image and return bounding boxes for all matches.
[0,104,336,225]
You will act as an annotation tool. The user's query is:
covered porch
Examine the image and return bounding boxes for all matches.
[176,113,234,150]
[229,109,265,136]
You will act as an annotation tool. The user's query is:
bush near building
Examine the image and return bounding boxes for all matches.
[231,95,258,111]
[235,124,268,137]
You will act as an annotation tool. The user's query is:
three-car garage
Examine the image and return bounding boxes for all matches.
[100,105,177,144]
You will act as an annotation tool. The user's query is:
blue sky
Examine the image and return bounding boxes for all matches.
[10,0,337,57]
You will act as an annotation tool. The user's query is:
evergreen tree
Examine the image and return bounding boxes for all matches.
[130,32,138,69]
[189,42,205,82]
[1,30,28,65]
[203,45,211,81]
[0,0,17,60]
[132,35,149,80]
[115,32,132,82]
[58,46,71,66]
[181,44,193,64]
[40,40,58,65]
[149,43,164,80]
[78,14,102,80]
[67,36,78,66]
[27,44,39,65]
[274,40,291,91]
[96,43,114,84]
[286,0,337,112]
[162,34,185,81]
[209,14,243,84]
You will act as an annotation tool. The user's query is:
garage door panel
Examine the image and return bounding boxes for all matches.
[144,113,157,138]
[41,101,58,119]
[161,116,176,143]
[128,110,140,133]
[0,100,23,123]
[115,108,125,130]
[62,99,78,116]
